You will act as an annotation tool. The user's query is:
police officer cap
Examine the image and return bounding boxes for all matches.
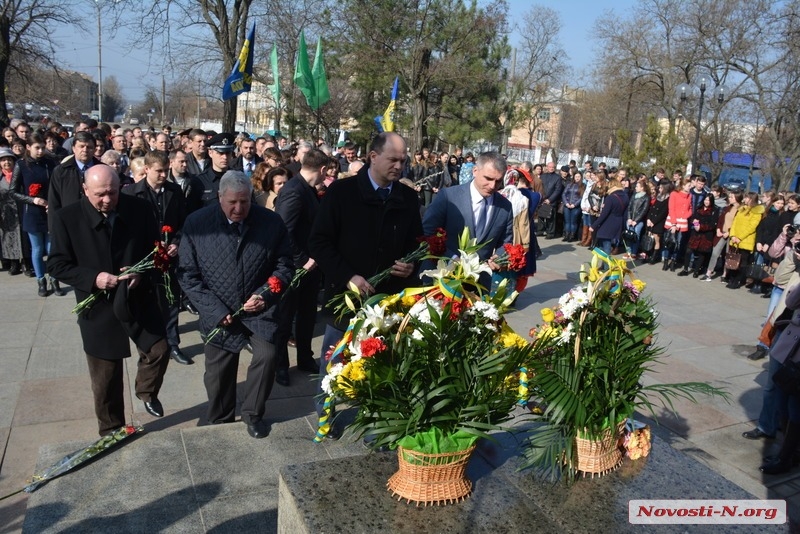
[208,132,236,152]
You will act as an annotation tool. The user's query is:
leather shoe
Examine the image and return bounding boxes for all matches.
[182,300,199,315]
[170,348,193,365]
[144,398,164,418]
[246,419,270,439]
[742,427,774,440]
[296,359,319,373]
[276,369,290,386]
[325,425,342,441]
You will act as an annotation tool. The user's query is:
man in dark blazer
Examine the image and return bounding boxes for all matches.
[272,148,327,386]
[178,171,294,439]
[230,137,262,176]
[48,131,103,225]
[48,165,171,436]
[123,150,190,364]
[308,132,423,437]
[422,151,514,289]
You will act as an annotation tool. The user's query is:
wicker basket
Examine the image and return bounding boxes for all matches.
[575,423,625,477]
[387,445,476,506]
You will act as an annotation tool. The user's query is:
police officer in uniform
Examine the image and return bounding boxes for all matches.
[197,133,236,206]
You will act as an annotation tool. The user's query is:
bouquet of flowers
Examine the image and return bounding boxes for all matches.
[315,228,532,454]
[521,249,727,480]
[204,275,283,344]
[72,227,175,315]
[28,183,43,197]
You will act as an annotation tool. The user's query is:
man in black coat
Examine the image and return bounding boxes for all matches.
[48,165,170,436]
[308,132,423,436]
[48,131,102,227]
[272,148,327,386]
[178,171,294,438]
[538,161,564,239]
[168,149,204,215]
[123,150,190,364]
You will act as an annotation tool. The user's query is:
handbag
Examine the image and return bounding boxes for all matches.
[538,203,553,219]
[662,230,677,251]
[724,247,742,270]
[773,359,800,397]
[746,263,774,281]
[639,232,655,252]
[622,227,638,243]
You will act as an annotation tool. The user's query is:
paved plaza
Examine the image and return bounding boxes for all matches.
[0,239,797,532]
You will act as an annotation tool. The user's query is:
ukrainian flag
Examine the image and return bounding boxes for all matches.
[222,22,255,101]
[380,77,399,132]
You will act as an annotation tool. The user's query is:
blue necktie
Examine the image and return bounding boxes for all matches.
[475,198,488,238]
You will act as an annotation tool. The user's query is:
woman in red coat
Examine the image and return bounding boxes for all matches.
[663,177,693,271]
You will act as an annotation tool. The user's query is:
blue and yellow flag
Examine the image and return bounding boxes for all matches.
[380,77,399,132]
[222,22,255,101]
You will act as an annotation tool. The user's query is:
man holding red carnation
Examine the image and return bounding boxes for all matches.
[178,171,294,439]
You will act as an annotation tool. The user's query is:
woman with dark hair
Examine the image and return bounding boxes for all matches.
[0,147,23,274]
[726,191,766,289]
[700,190,742,281]
[9,134,61,295]
[753,194,785,294]
[646,180,671,264]
[44,131,68,160]
[623,177,650,260]
[263,166,289,210]
[262,147,282,169]
[678,194,717,277]
[447,154,460,186]
[780,194,800,228]
[251,162,270,207]
[561,170,583,242]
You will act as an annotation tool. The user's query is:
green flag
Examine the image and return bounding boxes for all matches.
[269,43,281,111]
[294,31,315,108]
[311,36,330,110]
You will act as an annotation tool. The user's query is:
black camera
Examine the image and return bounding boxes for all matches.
[794,240,800,254]
[788,225,800,238]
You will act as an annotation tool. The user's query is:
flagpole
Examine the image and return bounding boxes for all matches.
[244,92,249,132]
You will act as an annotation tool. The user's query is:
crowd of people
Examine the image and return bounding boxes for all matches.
[5,118,800,466]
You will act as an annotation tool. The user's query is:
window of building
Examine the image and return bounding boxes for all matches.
[537,108,551,121]
[536,129,548,142]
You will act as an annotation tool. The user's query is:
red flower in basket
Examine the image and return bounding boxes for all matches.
[28,183,43,197]
[360,337,387,358]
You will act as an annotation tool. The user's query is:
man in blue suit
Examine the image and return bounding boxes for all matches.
[422,151,513,288]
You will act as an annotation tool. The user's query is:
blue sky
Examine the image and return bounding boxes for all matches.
[55,0,637,104]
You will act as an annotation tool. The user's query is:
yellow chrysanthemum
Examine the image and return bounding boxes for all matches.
[536,325,558,341]
[400,295,417,308]
[540,308,555,323]
[500,330,528,349]
[336,359,367,398]
[632,279,646,292]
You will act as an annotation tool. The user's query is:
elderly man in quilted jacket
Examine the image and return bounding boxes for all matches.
[178,171,294,439]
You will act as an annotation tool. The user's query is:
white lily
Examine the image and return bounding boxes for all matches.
[362,303,397,334]
[420,259,455,280]
[457,249,492,281]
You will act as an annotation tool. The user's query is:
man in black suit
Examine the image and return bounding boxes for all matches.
[178,171,294,439]
[48,165,171,435]
[48,131,102,218]
[308,132,423,437]
[272,148,327,386]
[231,137,262,177]
[184,129,209,176]
[123,151,190,364]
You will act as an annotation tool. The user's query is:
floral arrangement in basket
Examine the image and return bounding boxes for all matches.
[521,248,727,480]
[316,228,532,457]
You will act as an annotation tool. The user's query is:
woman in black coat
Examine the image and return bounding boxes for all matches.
[645,180,671,264]
[9,134,59,296]
[589,180,629,254]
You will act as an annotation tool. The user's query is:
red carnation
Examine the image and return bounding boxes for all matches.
[360,337,387,358]
[500,243,527,271]
[268,276,282,293]
[419,228,447,257]
[28,183,42,197]
[161,225,174,234]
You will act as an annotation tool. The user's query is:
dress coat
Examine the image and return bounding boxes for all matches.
[48,156,103,220]
[309,166,423,327]
[0,171,22,260]
[177,202,294,352]
[122,179,187,244]
[274,174,319,269]
[10,156,57,234]
[47,195,165,359]
[591,188,629,241]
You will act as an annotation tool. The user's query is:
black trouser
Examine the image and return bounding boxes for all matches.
[275,268,321,371]
[203,335,276,425]
[86,338,170,436]
[539,214,557,237]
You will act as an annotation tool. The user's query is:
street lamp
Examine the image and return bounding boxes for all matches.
[676,75,727,174]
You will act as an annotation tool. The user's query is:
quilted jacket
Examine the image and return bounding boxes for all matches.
[178,202,294,351]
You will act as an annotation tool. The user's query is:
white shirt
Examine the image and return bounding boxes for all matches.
[469,182,492,226]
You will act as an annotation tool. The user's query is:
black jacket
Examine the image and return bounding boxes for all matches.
[177,202,294,351]
[309,167,423,327]
[540,172,564,204]
[627,192,650,224]
[48,156,102,228]
[48,195,164,358]
[185,152,209,177]
[195,165,226,206]
[273,174,319,268]
[169,170,204,215]
[123,179,187,245]
[231,155,263,173]
[10,156,57,234]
